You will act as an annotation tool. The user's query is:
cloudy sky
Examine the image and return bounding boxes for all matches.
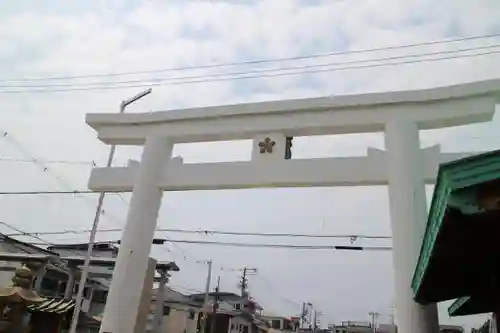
[1,0,500,330]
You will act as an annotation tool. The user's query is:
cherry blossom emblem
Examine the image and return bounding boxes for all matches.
[258,137,276,154]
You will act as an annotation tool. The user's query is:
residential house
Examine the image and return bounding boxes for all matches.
[376,324,465,333]
[189,292,268,333]
[47,242,118,318]
[331,322,465,333]
[203,305,262,333]
[0,235,90,332]
[261,315,298,332]
[0,234,78,307]
[47,242,120,331]
[331,321,373,333]
[190,292,263,316]
[376,324,397,333]
[48,242,180,332]
[0,233,183,333]
[149,286,202,333]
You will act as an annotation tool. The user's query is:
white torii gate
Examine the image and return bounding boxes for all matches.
[86,79,500,333]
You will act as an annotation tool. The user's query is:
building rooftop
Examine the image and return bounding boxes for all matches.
[412,148,500,304]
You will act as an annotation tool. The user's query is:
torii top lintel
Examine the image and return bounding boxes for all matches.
[87,79,500,145]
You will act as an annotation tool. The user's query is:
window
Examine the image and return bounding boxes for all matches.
[163,306,171,316]
[58,282,67,295]
[283,321,293,331]
[242,326,248,333]
[234,303,241,310]
[271,320,281,330]
[93,290,108,303]
[188,309,195,320]
[40,277,58,293]
[83,287,92,299]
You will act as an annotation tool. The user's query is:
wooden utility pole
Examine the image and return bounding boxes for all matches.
[238,267,257,297]
[300,302,306,329]
[201,261,212,333]
[153,268,171,333]
[209,276,220,333]
[313,310,317,330]
[369,312,380,333]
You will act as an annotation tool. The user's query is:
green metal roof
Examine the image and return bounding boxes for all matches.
[412,149,500,303]
[448,297,471,316]
[448,295,499,317]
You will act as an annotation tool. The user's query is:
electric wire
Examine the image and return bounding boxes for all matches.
[2,32,498,83]
[254,274,303,308]
[0,221,57,248]
[0,157,96,165]
[3,43,498,89]
[170,284,204,294]
[0,132,190,261]
[0,221,99,258]
[146,240,393,251]
[0,190,95,195]
[4,227,391,240]
[0,131,124,227]
[24,239,392,251]
[2,49,499,93]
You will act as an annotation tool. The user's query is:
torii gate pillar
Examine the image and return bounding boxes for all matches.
[385,120,440,333]
[99,136,173,333]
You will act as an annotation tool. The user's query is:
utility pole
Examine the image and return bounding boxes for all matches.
[209,276,221,333]
[300,302,306,329]
[314,311,323,330]
[313,310,317,331]
[369,312,380,333]
[68,88,152,333]
[153,268,171,333]
[307,303,313,329]
[201,261,213,333]
[389,304,395,326]
[239,267,257,298]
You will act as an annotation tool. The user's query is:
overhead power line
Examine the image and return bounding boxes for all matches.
[0,157,95,165]
[255,274,303,308]
[0,221,55,248]
[2,49,499,93]
[25,238,392,251]
[0,221,98,258]
[0,131,191,262]
[1,32,498,83]
[4,227,391,240]
[0,190,95,195]
[153,239,392,251]
[0,131,125,227]
[3,44,498,90]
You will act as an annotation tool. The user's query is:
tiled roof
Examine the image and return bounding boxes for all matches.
[152,286,200,306]
[27,298,75,314]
